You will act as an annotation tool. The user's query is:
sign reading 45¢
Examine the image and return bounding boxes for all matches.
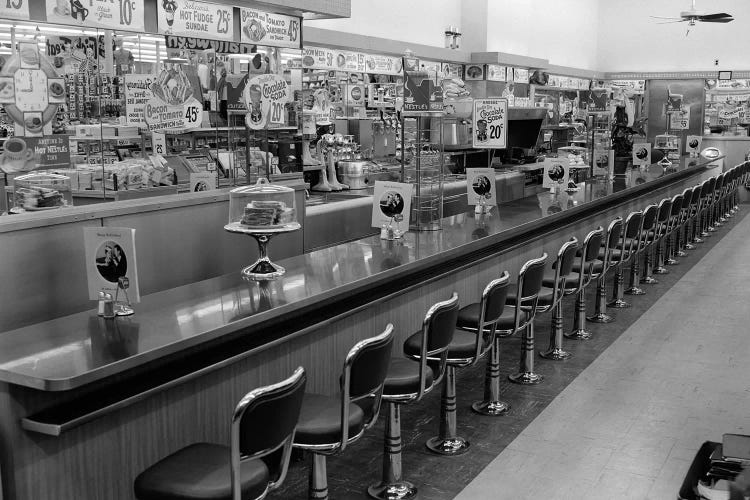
[0,0,29,20]
[472,98,508,149]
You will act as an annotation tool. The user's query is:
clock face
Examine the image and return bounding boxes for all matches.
[0,42,61,135]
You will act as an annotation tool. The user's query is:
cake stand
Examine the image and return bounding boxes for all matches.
[224,222,301,280]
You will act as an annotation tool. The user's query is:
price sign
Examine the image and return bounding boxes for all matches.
[243,74,289,130]
[239,7,301,48]
[472,98,508,149]
[0,0,29,20]
[144,96,202,132]
[152,132,166,155]
[157,0,234,41]
[46,0,145,31]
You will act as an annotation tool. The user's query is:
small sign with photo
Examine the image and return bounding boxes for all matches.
[189,171,216,192]
[371,181,412,235]
[686,135,702,156]
[632,142,652,166]
[542,158,570,189]
[466,168,497,208]
[84,227,140,303]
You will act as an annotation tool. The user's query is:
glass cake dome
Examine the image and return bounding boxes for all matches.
[228,178,298,230]
[13,172,73,211]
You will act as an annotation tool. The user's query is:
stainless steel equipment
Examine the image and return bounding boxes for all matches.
[338,160,371,190]
[431,117,472,149]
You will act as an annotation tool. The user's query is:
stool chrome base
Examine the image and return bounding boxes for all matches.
[508,371,543,385]
[607,298,630,309]
[471,399,510,416]
[665,258,679,266]
[367,482,418,500]
[587,312,614,323]
[640,275,659,284]
[425,437,470,456]
[539,347,571,361]
[652,266,669,275]
[693,236,704,243]
[565,328,592,340]
[677,250,688,257]
[684,242,696,250]
[624,286,646,295]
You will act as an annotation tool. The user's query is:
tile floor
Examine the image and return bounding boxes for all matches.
[456,213,750,499]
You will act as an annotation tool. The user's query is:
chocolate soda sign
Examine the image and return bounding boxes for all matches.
[243,74,289,130]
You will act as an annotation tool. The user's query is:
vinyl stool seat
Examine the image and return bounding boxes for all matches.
[405,329,487,360]
[505,284,555,307]
[573,259,604,275]
[382,358,434,395]
[134,443,270,500]
[294,394,366,446]
[542,271,580,289]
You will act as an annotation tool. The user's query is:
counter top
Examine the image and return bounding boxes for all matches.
[703,135,750,141]
[0,157,721,391]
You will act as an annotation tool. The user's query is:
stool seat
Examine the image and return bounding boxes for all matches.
[542,270,579,289]
[134,443,270,500]
[295,394,365,446]
[597,248,624,260]
[505,283,554,307]
[403,330,486,361]
[456,303,483,330]
[572,259,603,275]
[383,357,434,396]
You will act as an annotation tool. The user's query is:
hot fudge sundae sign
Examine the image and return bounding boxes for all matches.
[243,74,289,130]
[158,0,233,41]
[46,0,145,31]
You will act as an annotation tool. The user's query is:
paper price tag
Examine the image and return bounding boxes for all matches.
[152,133,167,155]
[0,0,29,20]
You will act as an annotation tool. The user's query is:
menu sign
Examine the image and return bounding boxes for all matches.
[472,98,508,149]
[124,74,154,128]
[239,7,301,49]
[26,135,71,169]
[243,73,290,130]
[364,54,403,76]
[84,227,140,303]
[486,64,507,82]
[143,68,202,132]
[0,0,29,20]
[158,0,233,41]
[46,0,145,31]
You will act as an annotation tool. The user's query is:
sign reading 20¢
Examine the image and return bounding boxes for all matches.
[472,98,508,149]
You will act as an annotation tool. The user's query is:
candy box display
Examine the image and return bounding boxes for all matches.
[228,178,297,230]
[13,172,72,211]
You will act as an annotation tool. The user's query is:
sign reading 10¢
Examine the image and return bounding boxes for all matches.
[472,98,508,149]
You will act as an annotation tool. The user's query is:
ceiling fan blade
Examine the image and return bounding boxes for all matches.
[657,20,687,24]
[700,17,734,23]
[650,15,683,20]
[698,13,733,20]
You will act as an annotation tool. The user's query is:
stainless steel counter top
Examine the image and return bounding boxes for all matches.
[0,157,721,391]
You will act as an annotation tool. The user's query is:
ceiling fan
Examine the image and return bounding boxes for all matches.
[651,0,734,36]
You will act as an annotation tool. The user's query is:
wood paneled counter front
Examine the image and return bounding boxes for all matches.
[0,157,724,499]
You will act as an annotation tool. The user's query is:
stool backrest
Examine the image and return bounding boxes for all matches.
[681,188,692,211]
[340,324,395,449]
[575,226,604,291]
[471,271,510,362]
[415,292,460,400]
[510,253,548,333]
[689,185,702,208]
[621,211,643,262]
[550,238,578,305]
[641,204,659,231]
[231,366,307,497]
[699,180,711,200]
[602,216,623,271]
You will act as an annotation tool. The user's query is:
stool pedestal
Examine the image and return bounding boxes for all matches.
[640,247,659,284]
[472,335,510,416]
[587,276,614,323]
[653,240,669,275]
[310,453,329,500]
[509,322,543,384]
[625,254,645,295]
[539,302,571,360]
[426,366,470,455]
[367,403,417,500]
[566,289,593,340]
[607,268,630,308]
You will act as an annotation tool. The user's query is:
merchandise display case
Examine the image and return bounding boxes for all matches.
[589,112,613,178]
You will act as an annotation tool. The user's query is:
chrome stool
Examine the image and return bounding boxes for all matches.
[675,188,693,258]
[539,238,579,360]
[586,217,623,323]
[502,254,549,384]
[566,226,604,340]
[701,177,717,236]
[134,367,307,500]
[652,197,674,275]
[626,203,657,295]
[454,274,512,416]
[295,325,394,500]
[608,210,643,308]
[684,185,703,250]
[664,193,684,266]
[711,173,726,228]
[694,180,712,243]
[368,295,459,498]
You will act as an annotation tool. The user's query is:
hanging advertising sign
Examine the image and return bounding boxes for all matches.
[124,74,154,128]
[441,63,463,79]
[513,68,529,83]
[472,98,508,149]
[403,71,443,115]
[486,64,507,82]
[157,0,233,41]
[0,0,30,20]
[165,35,255,54]
[143,68,202,132]
[364,54,403,75]
[46,0,145,32]
[669,107,690,130]
[239,7,301,49]
[243,73,290,130]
